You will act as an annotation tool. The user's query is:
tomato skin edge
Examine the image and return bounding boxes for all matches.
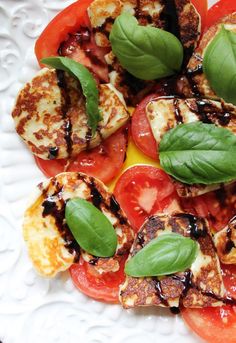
[35,0,93,66]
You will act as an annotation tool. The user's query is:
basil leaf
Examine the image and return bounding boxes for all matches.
[203,26,236,105]
[65,198,117,257]
[41,56,101,135]
[110,13,183,80]
[125,233,198,277]
[159,122,236,185]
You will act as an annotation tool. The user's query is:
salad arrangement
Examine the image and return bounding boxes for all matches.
[11,0,236,342]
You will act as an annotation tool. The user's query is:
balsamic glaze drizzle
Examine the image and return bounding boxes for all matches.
[173,98,183,124]
[42,183,80,257]
[224,217,236,254]
[48,147,59,160]
[56,70,73,156]
[160,0,180,39]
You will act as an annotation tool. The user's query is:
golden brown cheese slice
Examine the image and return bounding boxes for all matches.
[88,0,200,104]
[146,97,236,197]
[181,12,236,100]
[23,172,134,277]
[146,97,236,147]
[120,213,225,309]
[214,217,236,265]
[12,68,129,160]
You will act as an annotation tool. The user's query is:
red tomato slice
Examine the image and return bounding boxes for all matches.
[113,166,181,233]
[35,0,108,81]
[34,128,128,184]
[69,255,127,303]
[131,91,164,160]
[181,186,236,232]
[182,264,236,343]
[206,0,236,29]
[191,0,208,30]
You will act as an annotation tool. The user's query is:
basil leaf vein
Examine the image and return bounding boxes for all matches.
[65,198,117,257]
[203,26,236,105]
[41,56,101,135]
[110,13,183,80]
[125,233,198,277]
[159,122,236,185]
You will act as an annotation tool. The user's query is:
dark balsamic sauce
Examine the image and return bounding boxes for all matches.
[85,127,93,150]
[173,98,183,124]
[154,279,169,307]
[137,232,145,248]
[174,213,207,239]
[224,217,236,254]
[89,257,99,265]
[77,174,128,226]
[59,27,106,68]
[42,184,80,257]
[185,65,202,98]
[90,180,103,208]
[170,307,180,314]
[160,0,180,39]
[56,70,73,156]
[48,147,59,160]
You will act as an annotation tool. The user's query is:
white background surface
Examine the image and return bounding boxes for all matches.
[0,0,217,342]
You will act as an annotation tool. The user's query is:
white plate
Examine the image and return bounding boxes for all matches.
[0,1,217,342]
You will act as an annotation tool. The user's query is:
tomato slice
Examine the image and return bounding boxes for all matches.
[35,0,108,81]
[69,255,127,303]
[35,128,128,184]
[131,91,164,160]
[206,0,236,29]
[113,166,181,233]
[181,186,236,232]
[182,264,236,343]
[191,0,208,30]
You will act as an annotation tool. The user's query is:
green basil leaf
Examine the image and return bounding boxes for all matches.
[203,26,236,105]
[65,198,117,257]
[125,233,198,277]
[41,56,101,135]
[159,122,236,185]
[109,13,183,80]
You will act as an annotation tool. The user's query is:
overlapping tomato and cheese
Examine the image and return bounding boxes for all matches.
[23,172,134,278]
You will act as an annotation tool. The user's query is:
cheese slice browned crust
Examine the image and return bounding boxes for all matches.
[87,0,200,104]
[23,172,134,277]
[214,216,236,265]
[146,97,236,197]
[12,68,129,160]
[120,213,225,309]
[179,12,236,101]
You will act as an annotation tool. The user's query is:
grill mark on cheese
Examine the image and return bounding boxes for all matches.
[56,70,73,157]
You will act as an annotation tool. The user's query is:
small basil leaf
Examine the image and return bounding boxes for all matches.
[110,13,183,80]
[65,198,117,257]
[203,26,236,105]
[41,56,101,135]
[159,122,236,185]
[125,233,198,277]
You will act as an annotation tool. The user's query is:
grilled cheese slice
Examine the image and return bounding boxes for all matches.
[23,172,134,277]
[214,217,236,265]
[88,0,200,104]
[12,68,129,160]
[181,12,236,100]
[146,97,236,197]
[120,213,225,309]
